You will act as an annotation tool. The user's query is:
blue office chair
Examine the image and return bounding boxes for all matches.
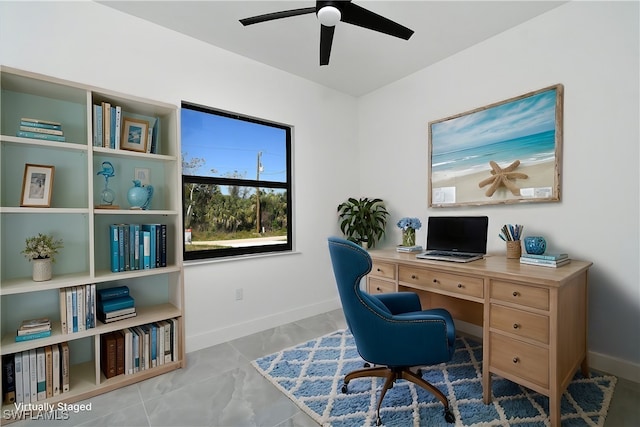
[327,237,456,425]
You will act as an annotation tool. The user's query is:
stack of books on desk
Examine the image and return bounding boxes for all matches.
[396,245,423,253]
[16,318,52,342]
[97,286,136,324]
[520,253,570,268]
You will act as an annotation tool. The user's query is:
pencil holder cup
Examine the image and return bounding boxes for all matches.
[506,240,522,259]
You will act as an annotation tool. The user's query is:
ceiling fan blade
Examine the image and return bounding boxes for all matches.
[240,7,316,26]
[340,2,414,40]
[320,24,335,66]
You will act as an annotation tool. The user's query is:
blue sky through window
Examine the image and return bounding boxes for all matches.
[181,108,287,182]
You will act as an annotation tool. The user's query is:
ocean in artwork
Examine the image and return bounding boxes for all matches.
[432,129,556,182]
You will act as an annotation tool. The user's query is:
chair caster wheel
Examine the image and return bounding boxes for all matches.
[341,384,348,393]
[364,362,370,367]
[444,408,455,423]
[376,416,382,426]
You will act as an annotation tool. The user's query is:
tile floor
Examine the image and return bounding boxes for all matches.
[9,309,639,426]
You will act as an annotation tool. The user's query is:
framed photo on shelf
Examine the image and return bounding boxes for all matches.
[120,118,149,153]
[21,164,55,207]
[429,84,563,208]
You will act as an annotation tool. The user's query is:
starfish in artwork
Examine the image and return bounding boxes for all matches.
[478,160,528,197]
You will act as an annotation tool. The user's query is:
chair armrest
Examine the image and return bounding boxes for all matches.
[374,292,421,314]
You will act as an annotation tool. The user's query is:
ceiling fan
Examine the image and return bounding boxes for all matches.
[240,1,414,66]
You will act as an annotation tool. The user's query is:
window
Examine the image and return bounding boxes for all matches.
[181,102,292,260]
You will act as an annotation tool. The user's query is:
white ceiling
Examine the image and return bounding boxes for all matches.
[100,1,566,97]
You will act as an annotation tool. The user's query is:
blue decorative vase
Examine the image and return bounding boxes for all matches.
[127,180,153,210]
[524,236,546,255]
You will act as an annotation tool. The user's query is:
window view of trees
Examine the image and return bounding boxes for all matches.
[181,103,292,259]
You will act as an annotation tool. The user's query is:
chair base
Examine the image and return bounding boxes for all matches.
[342,365,455,425]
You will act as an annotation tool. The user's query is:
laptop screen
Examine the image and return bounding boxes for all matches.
[426,216,489,254]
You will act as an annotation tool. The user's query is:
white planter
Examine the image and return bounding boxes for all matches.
[32,258,52,282]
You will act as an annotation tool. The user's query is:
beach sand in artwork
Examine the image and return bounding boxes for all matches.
[432,161,556,205]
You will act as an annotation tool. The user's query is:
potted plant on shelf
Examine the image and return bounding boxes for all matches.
[22,233,63,282]
[337,197,390,249]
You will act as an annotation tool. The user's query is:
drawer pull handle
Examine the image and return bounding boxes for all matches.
[376,287,381,292]
[513,323,520,329]
[433,279,438,283]
[412,275,418,279]
[512,291,520,297]
[457,283,463,288]
[513,357,519,364]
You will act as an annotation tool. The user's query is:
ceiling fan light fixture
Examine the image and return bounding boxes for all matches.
[317,6,341,27]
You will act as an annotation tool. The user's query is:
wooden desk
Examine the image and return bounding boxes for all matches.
[367,250,592,427]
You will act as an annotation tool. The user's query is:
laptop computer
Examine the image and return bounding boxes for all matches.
[416,216,488,263]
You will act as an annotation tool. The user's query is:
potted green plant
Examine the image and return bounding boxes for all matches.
[337,197,390,249]
[22,233,63,282]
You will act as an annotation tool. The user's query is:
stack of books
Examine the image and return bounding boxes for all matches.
[520,253,570,268]
[396,245,423,253]
[97,286,136,324]
[16,118,66,142]
[16,318,52,342]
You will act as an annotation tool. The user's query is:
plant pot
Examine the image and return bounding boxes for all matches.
[32,258,52,282]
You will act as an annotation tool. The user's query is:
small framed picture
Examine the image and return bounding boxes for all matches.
[134,167,151,186]
[121,118,149,153]
[21,164,55,207]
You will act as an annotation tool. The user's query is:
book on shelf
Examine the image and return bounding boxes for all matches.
[2,355,16,404]
[15,330,52,342]
[102,101,111,148]
[21,352,30,404]
[60,342,70,392]
[519,257,571,268]
[98,311,137,324]
[19,125,64,136]
[98,295,135,312]
[396,245,423,253]
[100,306,136,319]
[60,284,96,334]
[36,348,45,400]
[29,349,37,402]
[52,344,60,396]
[115,330,125,376]
[97,285,130,301]
[17,317,51,336]
[20,117,61,127]
[14,353,23,404]
[20,119,62,131]
[100,332,117,379]
[15,130,66,142]
[520,252,568,261]
[45,346,53,398]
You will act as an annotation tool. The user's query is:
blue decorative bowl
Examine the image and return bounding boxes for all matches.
[524,236,547,255]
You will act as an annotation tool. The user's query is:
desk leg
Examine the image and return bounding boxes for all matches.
[482,351,492,403]
[549,393,561,427]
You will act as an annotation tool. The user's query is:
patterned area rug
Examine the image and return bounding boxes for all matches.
[252,329,616,427]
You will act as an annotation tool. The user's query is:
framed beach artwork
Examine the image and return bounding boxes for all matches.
[428,84,563,207]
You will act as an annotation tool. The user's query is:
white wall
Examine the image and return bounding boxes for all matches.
[0,1,358,351]
[357,1,639,381]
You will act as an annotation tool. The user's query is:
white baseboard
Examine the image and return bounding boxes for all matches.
[589,350,640,383]
[186,298,341,353]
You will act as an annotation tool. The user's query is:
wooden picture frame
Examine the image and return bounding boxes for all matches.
[120,118,149,153]
[429,84,563,207]
[21,164,55,207]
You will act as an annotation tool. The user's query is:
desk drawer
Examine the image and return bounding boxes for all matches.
[398,266,483,299]
[490,332,549,388]
[491,280,549,311]
[490,305,549,344]
[368,278,395,294]
[371,261,396,280]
